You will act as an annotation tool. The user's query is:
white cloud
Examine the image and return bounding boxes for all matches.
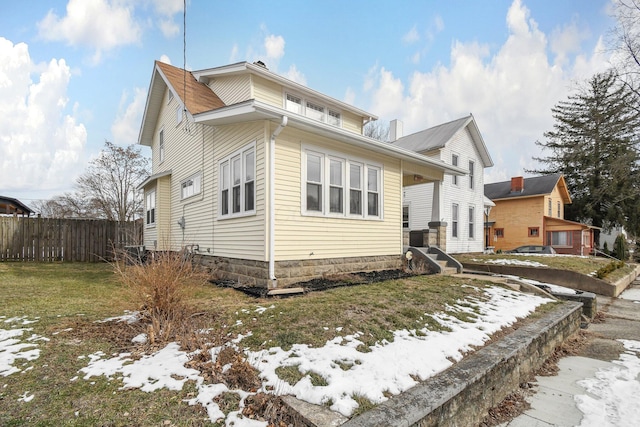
[264,34,285,61]
[158,18,179,38]
[365,0,610,183]
[37,0,142,64]
[403,26,420,44]
[159,54,171,65]
[0,37,86,195]
[283,64,306,85]
[150,0,183,38]
[111,87,147,145]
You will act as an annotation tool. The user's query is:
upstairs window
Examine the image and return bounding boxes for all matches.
[306,101,325,122]
[284,92,341,128]
[469,161,475,189]
[176,106,183,124]
[219,142,256,218]
[328,110,341,126]
[452,154,459,186]
[181,173,202,200]
[285,94,302,114]
[159,129,165,163]
[548,199,552,216]
[557,201,561,218]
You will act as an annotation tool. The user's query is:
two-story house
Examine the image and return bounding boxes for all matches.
[137,61,465,289]
[484,174,596,255]
[391,115,494,253]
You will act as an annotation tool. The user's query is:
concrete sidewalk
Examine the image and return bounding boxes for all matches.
[502,280,640,427]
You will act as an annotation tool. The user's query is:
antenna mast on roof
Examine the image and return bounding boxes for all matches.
[182,0,191,134]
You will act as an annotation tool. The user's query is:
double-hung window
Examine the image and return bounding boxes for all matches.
[469,161,475,189]
[159,129,165,163]
[181,173,202,200]
[452,154,459,185]
[349,163,362,215]
[367,167,380,217]
[219,143,256,218]
[145,190,156,226]
[468,205,475,239]
[329,159,344,213]
[452,203,459,238]
[303,148,381,219]
[306,152,323,212]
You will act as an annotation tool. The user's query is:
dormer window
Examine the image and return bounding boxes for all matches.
[328,110,341,126]
[306,101,325,122]
[284,92,341,128]
[286,94,302,114]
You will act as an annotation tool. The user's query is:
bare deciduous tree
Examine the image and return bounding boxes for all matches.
[34,142,149,221]
[364,120,390,142]
[609,0,640,109]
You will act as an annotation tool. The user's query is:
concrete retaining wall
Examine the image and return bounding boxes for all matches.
[461,262,638,297]
[342,301,582,427]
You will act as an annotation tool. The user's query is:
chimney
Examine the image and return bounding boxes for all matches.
[510,176,524,192]
[389,119,403,141]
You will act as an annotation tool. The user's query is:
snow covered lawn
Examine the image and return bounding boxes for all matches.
[2,284,554,425]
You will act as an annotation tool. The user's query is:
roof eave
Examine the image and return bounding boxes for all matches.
[194,101,465,175]
[192,62,378,122]
[138,63,166,147]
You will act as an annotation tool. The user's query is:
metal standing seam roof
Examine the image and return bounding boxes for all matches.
[484,173,565,200]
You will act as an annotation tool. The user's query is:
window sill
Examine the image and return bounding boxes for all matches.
[218,211,257,221]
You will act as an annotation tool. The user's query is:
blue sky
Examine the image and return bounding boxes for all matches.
[0,0,614,206]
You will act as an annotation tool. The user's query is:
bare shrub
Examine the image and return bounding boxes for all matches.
[112,249,209,345]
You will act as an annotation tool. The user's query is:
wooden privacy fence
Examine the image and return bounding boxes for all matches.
[0,216,142,262]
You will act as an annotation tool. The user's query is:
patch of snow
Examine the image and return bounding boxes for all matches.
[131,333,147,344]
[1,319,44,377]
[97,311,140,324]
[17,391,34,402]
[575,340,640,426]
[619,287,640,302]
[481,258,547,267]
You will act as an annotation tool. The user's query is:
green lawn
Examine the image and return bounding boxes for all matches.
[0,262,552,426]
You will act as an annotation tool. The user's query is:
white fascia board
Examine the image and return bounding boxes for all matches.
[194,100,466,176]
[192,62,377,122]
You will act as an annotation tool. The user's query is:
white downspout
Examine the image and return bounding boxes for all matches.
[269,116,288,287]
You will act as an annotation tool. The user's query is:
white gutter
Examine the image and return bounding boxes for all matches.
[268,116,288,286]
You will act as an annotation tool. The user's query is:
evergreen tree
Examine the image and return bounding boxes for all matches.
[530,72,640,242]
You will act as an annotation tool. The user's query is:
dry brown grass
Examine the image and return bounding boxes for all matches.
[113,250,210,345]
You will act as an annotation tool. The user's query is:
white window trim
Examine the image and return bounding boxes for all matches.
[180,172,202,201]
[469,160,475,190]
[301,145,383,220]
[176,105,183,125]
[284,90,342,128]
[451,153,459,186]
[468,205,475,239]
[218,141,257,219]
[452,203,459,238]
[159,128,165,164]
[145,189,156,228]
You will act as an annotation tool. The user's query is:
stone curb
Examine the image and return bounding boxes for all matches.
[340,301,582,427]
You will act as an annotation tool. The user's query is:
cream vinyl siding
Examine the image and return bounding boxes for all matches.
[273,127,402,260]
[548,186,566,218]
[341,110,363,134]
[212,122,267,260]
[208,74,251,106]
[251,75,283,107]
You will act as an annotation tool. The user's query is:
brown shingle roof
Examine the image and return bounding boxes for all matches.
[155,61,225,115]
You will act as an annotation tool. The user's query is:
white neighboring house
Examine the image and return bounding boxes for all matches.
[391,115,494,253]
